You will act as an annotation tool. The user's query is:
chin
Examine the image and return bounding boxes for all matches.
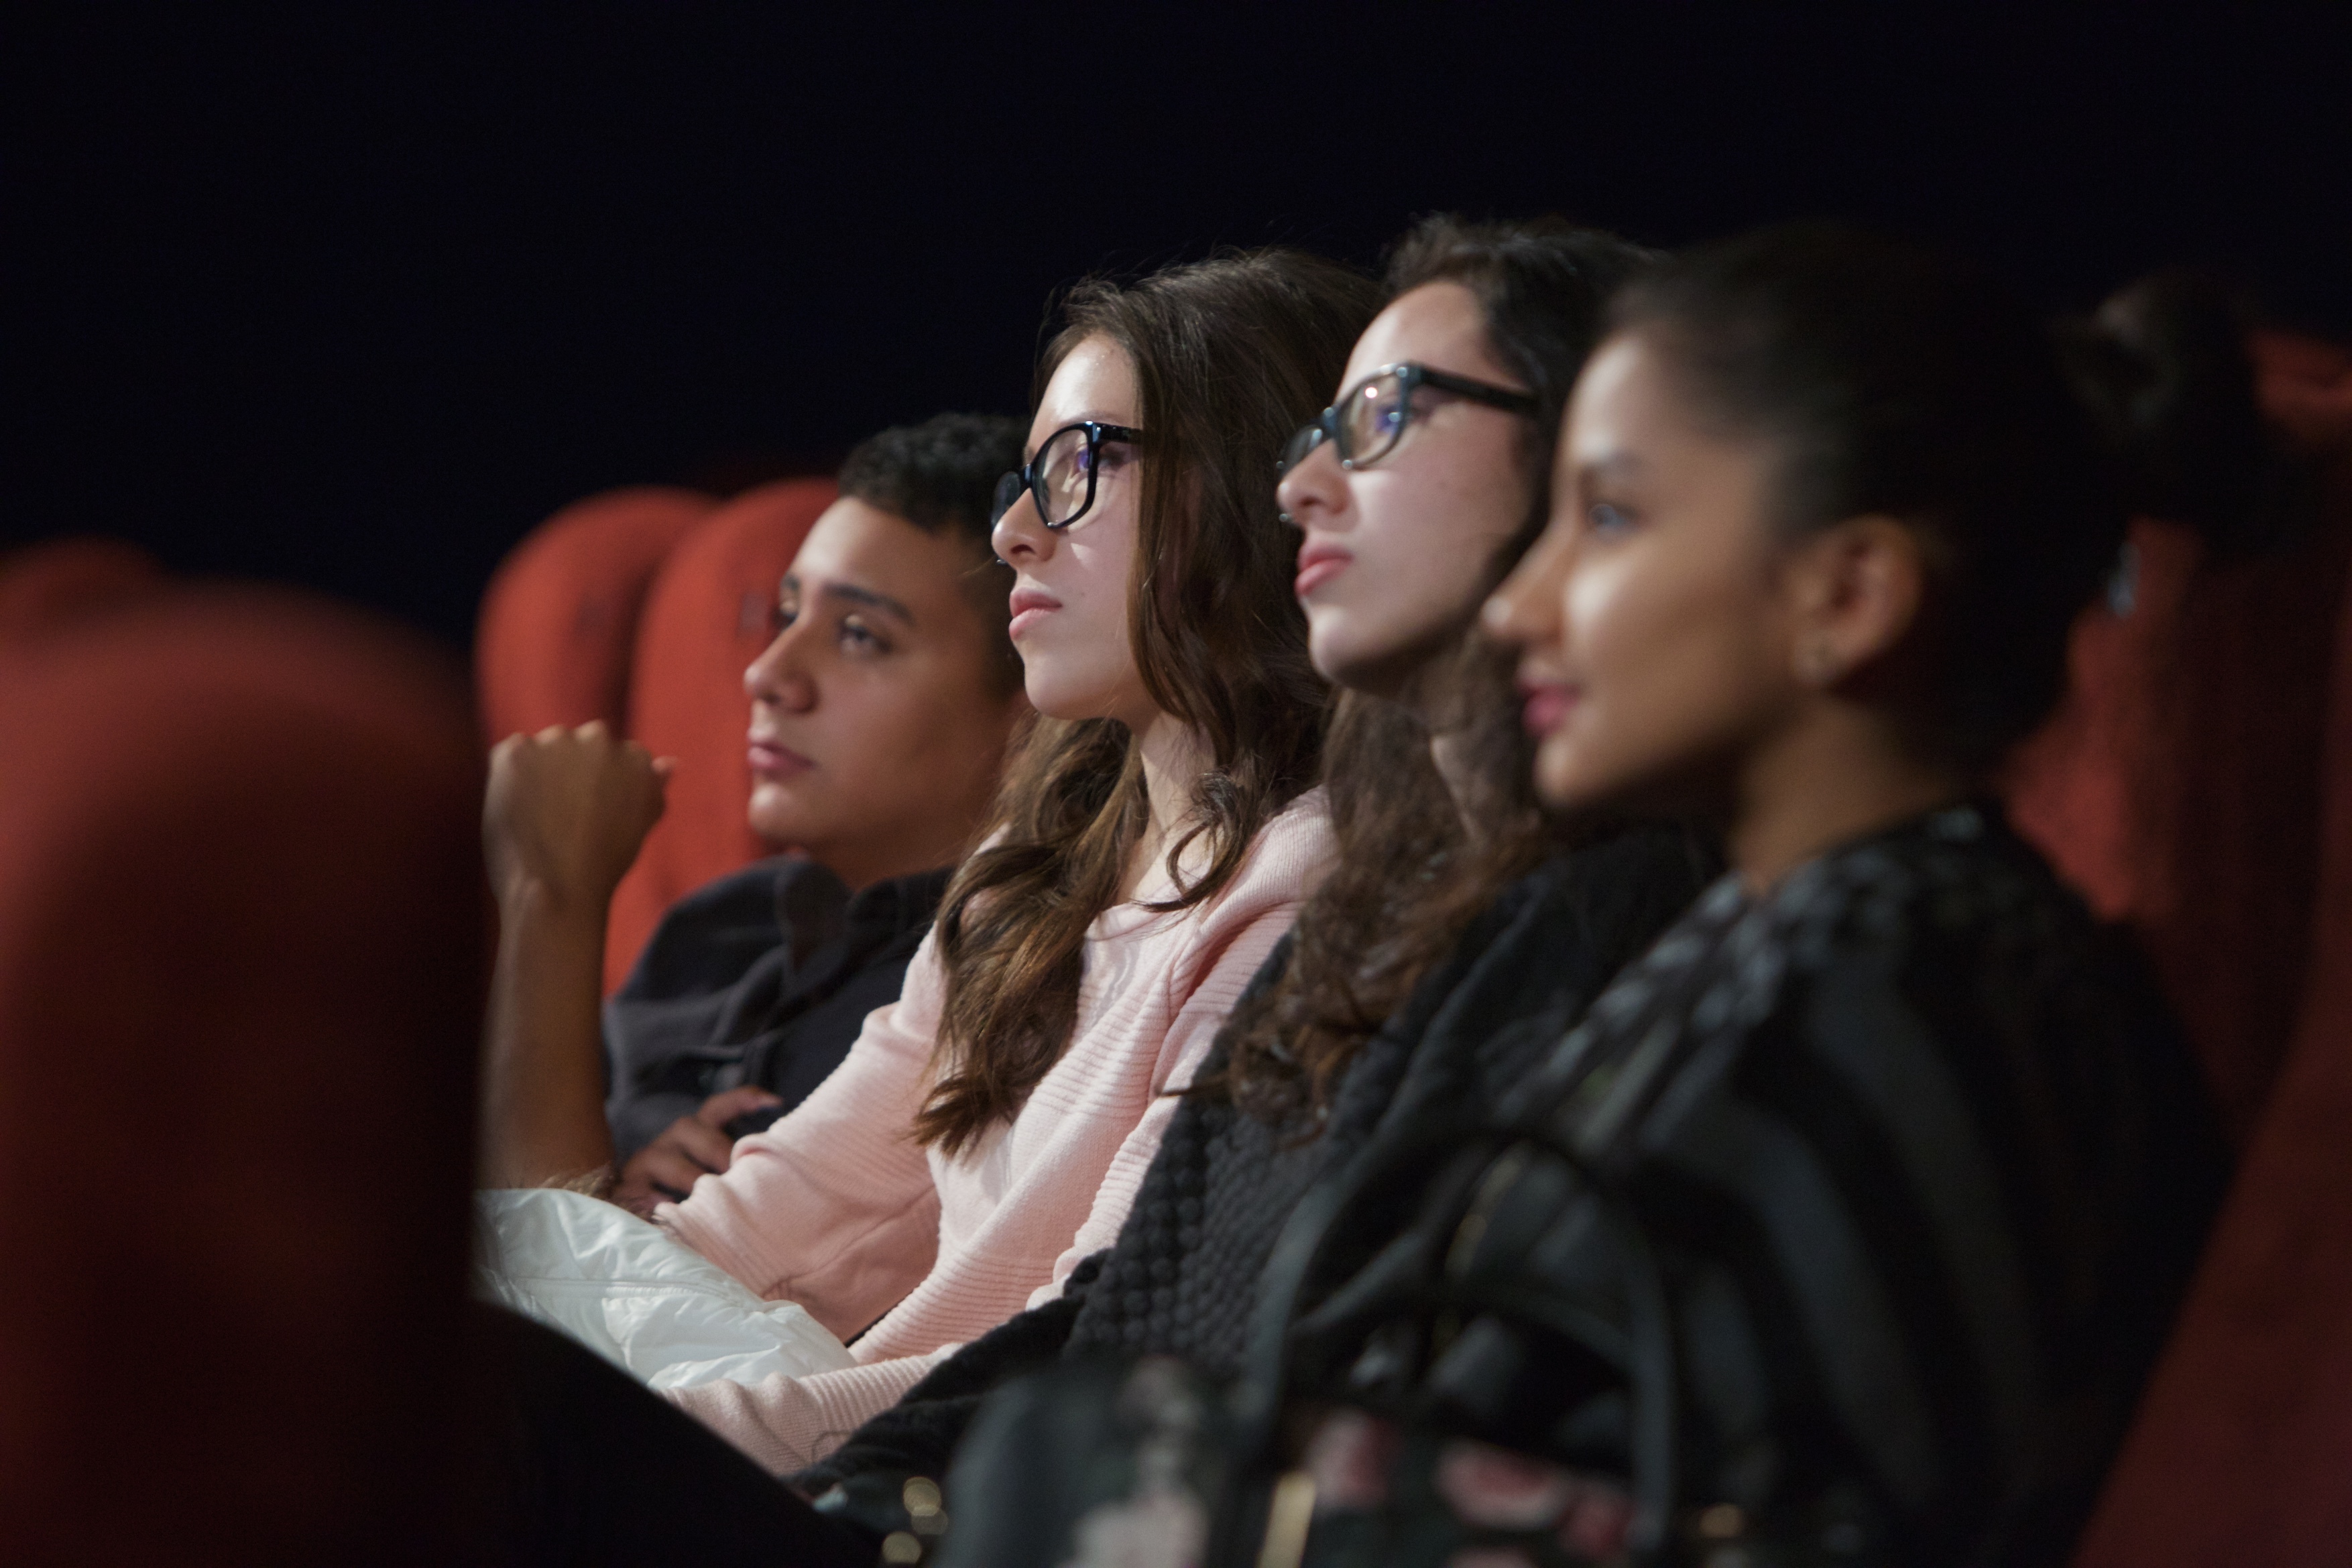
[1313,630,1442,704]
[1304,627,1356,687]
[1531,742,1604,812]
[746,796,818,850]
[1023,682,1119,725]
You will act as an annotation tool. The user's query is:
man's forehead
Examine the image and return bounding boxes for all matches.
[786,500,971,618]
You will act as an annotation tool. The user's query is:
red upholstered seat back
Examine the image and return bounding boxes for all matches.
[0,536,164,647]
[604,477,836,991]
[2007,511,2351,1137]
[2007,335,2352,1139]
[0,591,485,1564]
[474,485,717,745]
[2075,436,2352,1565]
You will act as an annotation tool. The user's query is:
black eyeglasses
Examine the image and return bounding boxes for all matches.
[991,420,1145,530]
[1277,362,1539,477]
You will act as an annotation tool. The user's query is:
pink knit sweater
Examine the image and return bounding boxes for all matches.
[657,791,1331,1473]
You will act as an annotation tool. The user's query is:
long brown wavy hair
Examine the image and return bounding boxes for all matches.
[913,250,1381,1154]
[1214,217,1655,1118]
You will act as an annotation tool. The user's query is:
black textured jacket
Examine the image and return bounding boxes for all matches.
[796,825,1716,1493]
[1304,803,2231,1565]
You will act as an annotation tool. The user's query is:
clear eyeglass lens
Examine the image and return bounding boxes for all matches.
[1341,371,1410,465]
[1035,426,1095,526]
[991,471,1026,524]
[1280,422,1325,475]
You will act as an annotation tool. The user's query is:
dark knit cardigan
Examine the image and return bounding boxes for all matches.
[797,825,1716,1494]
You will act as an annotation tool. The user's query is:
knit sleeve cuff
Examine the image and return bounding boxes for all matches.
[662,1349,957,1475]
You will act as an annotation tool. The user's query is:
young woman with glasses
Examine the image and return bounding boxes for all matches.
[770,217,1720,1559]
[469,249,1377,1563]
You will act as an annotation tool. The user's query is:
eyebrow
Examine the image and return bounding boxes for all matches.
[1576,452,1646,483]
[781,574,917,627]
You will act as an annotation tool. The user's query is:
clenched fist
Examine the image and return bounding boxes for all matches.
[483,722,673,914]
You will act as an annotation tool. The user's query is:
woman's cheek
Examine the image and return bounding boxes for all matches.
[1561,548,1631,675]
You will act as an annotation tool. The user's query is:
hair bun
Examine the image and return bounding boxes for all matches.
[2059,269,2284,555]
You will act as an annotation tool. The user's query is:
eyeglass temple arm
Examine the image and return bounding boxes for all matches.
[1413,366,1541,412]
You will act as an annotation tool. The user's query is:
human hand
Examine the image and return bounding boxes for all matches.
[1300,1408,1633,1566]
[609,1085,784,1215]
[483,722,672,913]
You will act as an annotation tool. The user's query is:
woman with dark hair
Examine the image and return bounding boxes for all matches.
[775,217,1718,1558]
[1278,225,2241,1565]
[473,250,1378,1513]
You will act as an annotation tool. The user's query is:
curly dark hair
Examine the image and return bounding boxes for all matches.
[837,412,1028,695]
[1215,215,1655,1118]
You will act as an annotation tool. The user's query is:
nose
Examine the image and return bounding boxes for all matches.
[990,486,1055,567]
[1275,437,1349,531]
[1483,514,1573,650]
[743,617,817,712]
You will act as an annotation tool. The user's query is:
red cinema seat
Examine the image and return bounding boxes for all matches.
[604,477,836,992]
[0,590,485,1565]
[2253,328,2352,457]
[2074,431,2352,1566]
[0,536,164,647]
[2008,335,2352,1138]
[475,485,717,745]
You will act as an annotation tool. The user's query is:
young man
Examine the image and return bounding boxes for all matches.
[479,414,1030,1212]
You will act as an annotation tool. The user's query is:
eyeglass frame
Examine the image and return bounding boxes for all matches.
[991,420,1146,531]
[1276,361,1540,477]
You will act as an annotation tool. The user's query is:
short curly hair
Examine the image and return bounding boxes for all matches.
[837,412,1026,693]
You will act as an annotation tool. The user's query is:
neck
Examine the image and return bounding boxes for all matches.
[1125,711,1212,900]
[809,839,945,897]
[1427,729,1481,839]
[801,780,1003,895]
[1401,626,1497,839]
[1728,701,1965,893]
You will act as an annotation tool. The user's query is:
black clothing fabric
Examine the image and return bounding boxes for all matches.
[795,825,1718,1496]
[603,857,949,1164]
[1311,802,2229,1565]
[463,1303,877,1568]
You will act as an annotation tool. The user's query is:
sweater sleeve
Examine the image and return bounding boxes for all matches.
[790,1256,1105,1496]
[656,926,949,1343]
[1026,893,1305,1308]
[655,894,1287,1478]
[662,1346,960,1475]
[675,896,1311,1473]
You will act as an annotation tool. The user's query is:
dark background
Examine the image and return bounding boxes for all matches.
[7,7,2348,648]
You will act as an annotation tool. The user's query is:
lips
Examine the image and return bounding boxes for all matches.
[1515,676,1580,736]
[1293,540,1354,599]
[747,735,813,779]
[1008,584,1062,640]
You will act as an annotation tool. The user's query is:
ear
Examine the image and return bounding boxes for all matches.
[1779,516,1928,689]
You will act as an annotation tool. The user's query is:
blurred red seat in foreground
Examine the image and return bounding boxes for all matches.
[475,485,717,744]
[2066,338,2352,1565]
[0,589,485,1564]
[0,536,164,646]
[604,477,835,991]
